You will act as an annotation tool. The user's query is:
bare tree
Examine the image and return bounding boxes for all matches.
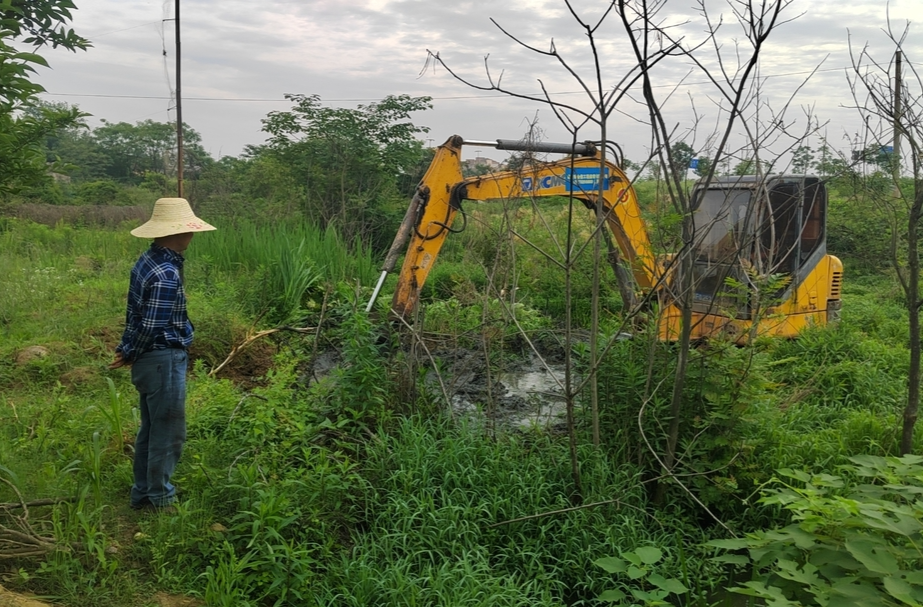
[848,23,923,455]
[423,0,823,508]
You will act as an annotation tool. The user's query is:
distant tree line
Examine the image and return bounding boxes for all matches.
[11,94,434,251]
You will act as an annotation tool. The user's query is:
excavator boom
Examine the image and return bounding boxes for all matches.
[374,135,660,318]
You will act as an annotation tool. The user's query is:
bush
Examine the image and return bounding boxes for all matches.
[709,455,923,606]
[75,180,120,205]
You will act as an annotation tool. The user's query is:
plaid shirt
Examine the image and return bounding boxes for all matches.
[116,244,193,362]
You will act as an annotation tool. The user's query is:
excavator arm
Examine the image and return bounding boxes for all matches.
[367,135,661,318]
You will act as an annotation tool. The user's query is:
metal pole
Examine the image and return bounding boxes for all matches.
[175,0,184,198]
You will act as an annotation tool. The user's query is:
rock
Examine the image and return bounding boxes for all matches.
[14,347,49,366]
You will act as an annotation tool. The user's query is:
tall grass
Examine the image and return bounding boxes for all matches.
[195,219,377,287]
[2,215,921,606]
[310,416,718,606]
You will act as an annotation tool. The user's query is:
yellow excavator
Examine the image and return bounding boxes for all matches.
[366,135,843,342]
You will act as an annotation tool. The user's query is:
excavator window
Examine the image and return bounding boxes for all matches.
[687,176,827,319]
[763,182,800,274]
[800,179,826,262]
[761,178,826,275]
[693,188,754,263]
[689,187,756,317]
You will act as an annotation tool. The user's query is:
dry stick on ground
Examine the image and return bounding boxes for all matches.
[487,495,665,530]
[0,526,58,559]
[209,325,315,377]
[0,498,74,510]
[0,476,58,559]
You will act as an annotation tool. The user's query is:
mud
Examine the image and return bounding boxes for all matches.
[426,348,575,431]
[303,332,580,431]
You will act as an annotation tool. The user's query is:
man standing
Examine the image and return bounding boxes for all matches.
[110,198,216,511]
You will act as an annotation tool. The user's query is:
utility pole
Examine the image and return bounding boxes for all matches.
[175,0,184,198]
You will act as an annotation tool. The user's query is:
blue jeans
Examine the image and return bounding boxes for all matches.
[130,348,187,508]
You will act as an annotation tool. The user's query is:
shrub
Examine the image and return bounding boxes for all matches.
[709,455,923,607]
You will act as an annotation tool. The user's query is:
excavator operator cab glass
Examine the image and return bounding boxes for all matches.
[688,175,827,320]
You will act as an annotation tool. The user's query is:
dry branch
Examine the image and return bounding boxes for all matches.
[0,498,73,510]
[487,496,664,529]
[209,325,315,377]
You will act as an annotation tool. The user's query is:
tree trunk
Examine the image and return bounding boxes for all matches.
[655,221,695,505]
[901,191,922,454]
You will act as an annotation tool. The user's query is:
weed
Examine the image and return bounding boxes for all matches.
[709,455,923,606]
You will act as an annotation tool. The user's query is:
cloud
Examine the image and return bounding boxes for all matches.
[29,0,923,164]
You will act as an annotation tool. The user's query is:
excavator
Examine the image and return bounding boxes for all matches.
[366,135,843,342]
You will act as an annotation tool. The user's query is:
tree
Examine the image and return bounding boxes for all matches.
[670,141,696,176]
[791,145,815,173]
[259,93,432,247]
[91,119,210,183]
[733,158,770,175]
[693,156,714,177]
[621,157,642,173]
[426,0,811,516]
[0,0,90,195]
[815,143,852,178]
[849,25,923,454]
[854,143,896,173]
[0,103,85,194]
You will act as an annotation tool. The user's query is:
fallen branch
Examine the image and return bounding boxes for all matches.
[0,497,74,510]
[210,325,315,377]
[487,496,663,529]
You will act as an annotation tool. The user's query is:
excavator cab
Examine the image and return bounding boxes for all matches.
[688,175,831,323]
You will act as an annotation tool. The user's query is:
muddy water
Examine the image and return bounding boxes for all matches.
[306,346,578,430]
[442,355,575,430]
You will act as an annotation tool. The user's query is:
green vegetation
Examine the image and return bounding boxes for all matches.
[2,6,921,604]
[0,0,90,195]
[0,188,919,605]
[709,455,923,606]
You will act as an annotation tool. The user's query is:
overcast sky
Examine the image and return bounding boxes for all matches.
[31,0,923,166]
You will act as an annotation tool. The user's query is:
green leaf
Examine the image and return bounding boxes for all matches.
[598,589,626,603]
[898,570,923,586]
[595,557,627,574]
[883,576,922,607]
[631,588,666,602]
[845,539,899,575]
[627,565,646,580]
[11,51,49,67]
[830,577,890,603]
[776,559,820,586]
[706,538,750,550]
[711,554,750,565]
[809,548,863,571]
[647,573,688,595]
[622,551,642,567]
[857,506,922,537]
[635,546,663,565]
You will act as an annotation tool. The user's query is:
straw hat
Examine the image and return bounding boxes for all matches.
[131,198,217,238]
